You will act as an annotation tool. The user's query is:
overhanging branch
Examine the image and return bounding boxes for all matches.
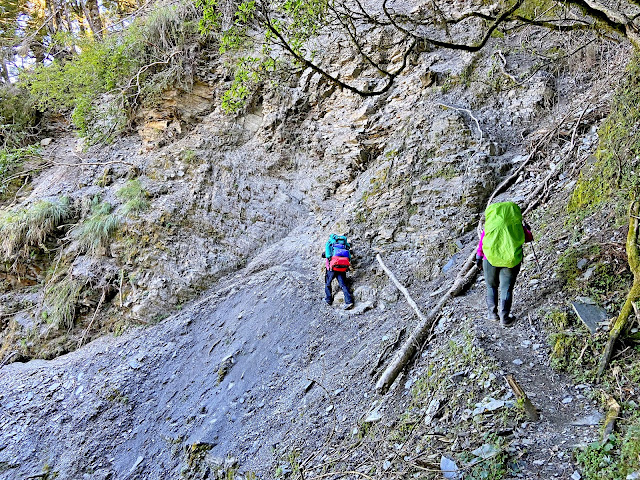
[260,6,416,97]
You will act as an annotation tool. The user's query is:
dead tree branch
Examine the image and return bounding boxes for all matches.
[437,103,484,142]
[375,253,479,393]
[78,288,106,348]
[495,50,523,86]
[383,0,525,52]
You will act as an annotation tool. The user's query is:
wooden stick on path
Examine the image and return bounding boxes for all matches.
[505,374,539,421]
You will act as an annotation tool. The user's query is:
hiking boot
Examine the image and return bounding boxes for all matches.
[486,297,498,321]
[500,315,516,327]
[498,300,513,326]
[343,302,354,310]
[325,298,333,306]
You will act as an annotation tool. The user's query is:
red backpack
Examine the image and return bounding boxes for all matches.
[329,256,350,272]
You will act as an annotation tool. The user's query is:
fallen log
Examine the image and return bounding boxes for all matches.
[375,252,478,393]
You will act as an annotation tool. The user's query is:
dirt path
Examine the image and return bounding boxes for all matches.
[465,275,602,479]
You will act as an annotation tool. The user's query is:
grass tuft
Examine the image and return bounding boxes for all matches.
[45,276,85,331]
[72,198,120,255]
[0,196,72,260]
[116,179,149,215]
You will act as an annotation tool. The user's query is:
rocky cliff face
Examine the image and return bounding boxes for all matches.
[0,8,631,480]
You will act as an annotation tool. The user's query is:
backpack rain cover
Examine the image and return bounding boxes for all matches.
[483,201,525,268]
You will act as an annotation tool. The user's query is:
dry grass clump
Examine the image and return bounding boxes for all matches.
[45,275,86,331]
[0,196,72,260]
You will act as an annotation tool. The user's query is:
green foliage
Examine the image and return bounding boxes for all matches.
[0,87,38,149]
[45,276,85,331]
[117,179,149,215]
[619,416,640,472]
[0,196,72,260]
[576,419,640,480]
[0,144,41,195]
[569,53,640,217]
[221,56,263,113]
[71,198,120,255]
[22,35,137,141]
[464,434,509,480]
[21,1,200,141]
[421,164,458,182]
[198,0,327,112]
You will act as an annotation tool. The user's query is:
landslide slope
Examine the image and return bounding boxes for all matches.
[0,8,635,480]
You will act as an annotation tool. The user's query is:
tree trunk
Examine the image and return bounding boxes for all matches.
[46,0,64,35]
[0,58,11,84]
[598,201,640,379]
[84,0,104,39]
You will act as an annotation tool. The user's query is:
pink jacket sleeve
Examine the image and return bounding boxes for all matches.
[477,231,485,259]
[524,227,533,243]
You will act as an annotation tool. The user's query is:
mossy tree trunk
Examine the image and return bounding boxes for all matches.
[598,201,640,379]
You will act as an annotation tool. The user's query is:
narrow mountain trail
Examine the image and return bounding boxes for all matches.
[463,272,602,479]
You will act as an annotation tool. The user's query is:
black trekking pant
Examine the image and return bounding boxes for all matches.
[483,259,521,319]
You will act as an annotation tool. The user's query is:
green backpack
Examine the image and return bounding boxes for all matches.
[483,202,525,268]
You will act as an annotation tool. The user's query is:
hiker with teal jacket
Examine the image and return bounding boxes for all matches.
[475,202,533,326]
[323,234,354,310]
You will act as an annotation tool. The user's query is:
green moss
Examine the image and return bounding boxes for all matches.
[515,0,562,21]
[569,53,640,221]
[545,310,603,380]
[181,149,199,163]
[423,164,457,181]
[186,442,214,469]
[547,310,570,329]
[555,245,600,290]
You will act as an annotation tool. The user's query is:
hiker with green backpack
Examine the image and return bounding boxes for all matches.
[323,234,355,310]
[475,201,533,326]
